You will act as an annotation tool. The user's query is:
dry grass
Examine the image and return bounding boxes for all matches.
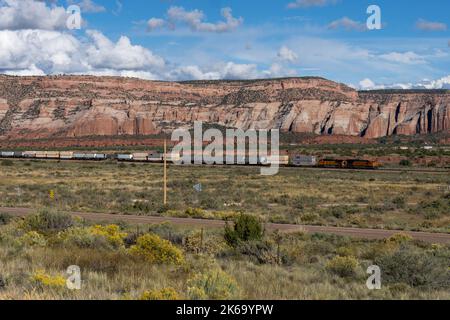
[0,160,448,232]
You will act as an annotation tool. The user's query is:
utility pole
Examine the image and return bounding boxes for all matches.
[163,139,167,205]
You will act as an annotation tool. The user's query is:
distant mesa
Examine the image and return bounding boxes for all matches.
[0,75,448,144]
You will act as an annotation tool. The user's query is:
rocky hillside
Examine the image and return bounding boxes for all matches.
[0,75,448,141]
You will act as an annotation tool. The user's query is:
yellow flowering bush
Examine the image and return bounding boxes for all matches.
[19,231,47,247]
[129,233,184,265]
[187,268,240,300]
[58,224,126,250]
[326,256,359,278]
[139,288,180,300]
[32,270,66,289]
[89,225,127,248]
[385,233,413,244]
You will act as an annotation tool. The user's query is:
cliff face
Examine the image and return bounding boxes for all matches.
[0,75,448,140]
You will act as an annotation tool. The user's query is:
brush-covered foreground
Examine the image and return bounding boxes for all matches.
[0,210,449,300]
[0,160,449,232]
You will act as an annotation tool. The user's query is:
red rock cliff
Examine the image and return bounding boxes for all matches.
[0,75,448,140]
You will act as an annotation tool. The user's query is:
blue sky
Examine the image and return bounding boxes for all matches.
[0,0,449,89]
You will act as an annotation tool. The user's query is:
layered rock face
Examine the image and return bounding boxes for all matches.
[0,75,448,140]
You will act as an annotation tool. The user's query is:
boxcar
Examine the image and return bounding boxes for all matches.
[45,151,60,159]
[60,152,74,160]
[94,154,107,160]
[292,155,317,167]
[22,151,37,158]
[117,154,133,161]
[0,151,15,158]
[132,153,148,161]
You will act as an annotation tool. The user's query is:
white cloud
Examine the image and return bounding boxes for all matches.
[416,19,447,31]
[0,0,68,30]
[147,18,166,31]
[84,30,166,71]
[419,75,450,89]
[67,0,105,13]
[147,6,243,33]
[166,62,259,81]
[287,0,337,9]
[379,51,426,65]
[328,17,366,31]
[358,75,450,90]
[0,29,81,73]
[277,46,298,63]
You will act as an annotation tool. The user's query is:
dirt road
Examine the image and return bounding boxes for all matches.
[2,207,449,244]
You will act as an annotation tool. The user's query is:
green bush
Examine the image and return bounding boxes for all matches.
[187,268,240,300]
[22,210,74,234]
[399,159,411,166]
[237,240,281,265]
[224,214,264,247]
[375,247,450,290]
[326,256,359,278]
[0,160,13,166]
[0,213,12,225]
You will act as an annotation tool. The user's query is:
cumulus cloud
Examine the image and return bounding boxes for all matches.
[0,29,82,74]
[328,17,367,31]
[287,0,337,9]
[0,29,165,77]
[85,30,166,71]
[416,19,447,31]
[166,62,259,81]
[67,0,106,13]
[277,46,298,63]
[358,76,450,90]
[0,26,265,81]
[147,6,243,33]
[0,0,68,30]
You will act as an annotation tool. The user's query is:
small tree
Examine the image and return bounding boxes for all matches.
[224,214,263,247]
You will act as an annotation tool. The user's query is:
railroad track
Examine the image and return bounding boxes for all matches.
[1,207,449,244]
[2,157,449,175]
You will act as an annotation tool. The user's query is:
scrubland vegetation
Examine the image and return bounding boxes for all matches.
[0,160,448,232]
[0,210,448,300]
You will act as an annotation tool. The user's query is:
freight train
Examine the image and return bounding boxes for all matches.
[0,151,381,169]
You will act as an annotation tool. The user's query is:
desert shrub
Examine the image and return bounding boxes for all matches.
[336,246,357,257]
[326,256,359,278]
[22,210,74,234]
[31,270,66,289]
[185,207,206,218]
[0,275,6,290]
[0,160,13,166]
[184,231,227,255]
[58,225,126,250]
[129,233,184,265]
[148,223,185,245]
[385,233,413,244]
[89,225,127,248]
[375,248,450,289]
[237,240,282,265]
[399,159,411,166]
[224,214,263,247]
[391,196,406,209]
[19,231,47,247]
[187,268,240,300]
[0,213,12,225]
[140,288,180,300]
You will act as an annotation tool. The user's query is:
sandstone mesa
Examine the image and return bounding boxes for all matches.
[0,75,448,141]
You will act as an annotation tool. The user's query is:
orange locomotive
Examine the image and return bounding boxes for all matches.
[317,159,381,170]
